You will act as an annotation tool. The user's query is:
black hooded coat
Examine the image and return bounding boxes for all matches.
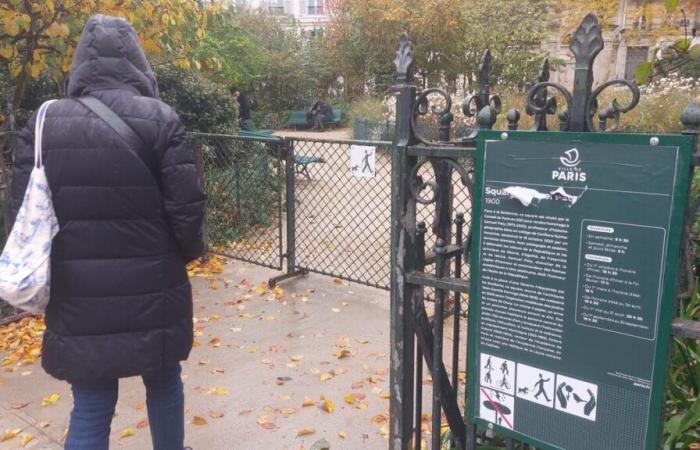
[8,15,206,383]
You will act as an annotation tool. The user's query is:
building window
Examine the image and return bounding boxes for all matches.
[307,0,324,15]
[625,46,649,80]
[267,0,284,14]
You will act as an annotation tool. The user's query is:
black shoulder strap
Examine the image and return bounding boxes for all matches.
[76,96,158,183]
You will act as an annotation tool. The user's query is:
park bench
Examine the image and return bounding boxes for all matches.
[286,108,344,130]
[239,119,275,137]
[234,131,325,180]
[294,155,326,180]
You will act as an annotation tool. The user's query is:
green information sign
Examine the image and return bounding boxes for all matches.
[467,131,694,450]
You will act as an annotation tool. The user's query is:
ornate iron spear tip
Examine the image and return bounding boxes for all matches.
[478,49,491,84]
[394,32,414,83]
[538,58,550,83]
[478,49,491,95]
[681,100,700,135]
[570,13,604,69]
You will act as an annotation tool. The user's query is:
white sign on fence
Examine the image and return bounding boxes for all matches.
[350,145,376,178]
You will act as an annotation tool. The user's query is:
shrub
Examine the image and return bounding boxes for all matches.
[348,96,390,123]
[155,66,239,134]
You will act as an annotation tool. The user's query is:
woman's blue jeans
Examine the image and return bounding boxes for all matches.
[65,364,184,450]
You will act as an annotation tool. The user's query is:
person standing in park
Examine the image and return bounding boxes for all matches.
[8,15,205,450]
[230,86,254,131]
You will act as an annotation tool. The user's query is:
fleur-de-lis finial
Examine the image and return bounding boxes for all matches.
[568,13,603,131]
[478,49,491,94]
[570,13,603,69]
[394,33,414,83]
[538,58,550,83]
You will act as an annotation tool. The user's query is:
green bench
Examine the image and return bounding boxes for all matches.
[239,119,275,137]
[286,108,344,130]
[294,155,326,180]
[233,129,325,180]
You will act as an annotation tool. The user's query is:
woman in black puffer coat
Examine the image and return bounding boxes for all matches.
[8,15,205,450]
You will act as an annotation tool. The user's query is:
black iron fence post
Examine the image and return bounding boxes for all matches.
[390,32,418,450]
[284,139,297,273]
[268,138,309,287]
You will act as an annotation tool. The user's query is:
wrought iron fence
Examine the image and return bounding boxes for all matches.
[388,13,700,450]
[352,118,395,142]
[188,132,285,270]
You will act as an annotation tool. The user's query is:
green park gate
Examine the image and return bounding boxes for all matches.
[188,132,398,289]
[388,13,700,450]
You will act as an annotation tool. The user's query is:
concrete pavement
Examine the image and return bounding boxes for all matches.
[0,258,391,450]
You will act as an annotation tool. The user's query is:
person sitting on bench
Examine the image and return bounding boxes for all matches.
[307,100,334,131]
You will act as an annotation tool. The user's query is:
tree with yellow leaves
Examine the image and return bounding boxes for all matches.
[0,0,218,112]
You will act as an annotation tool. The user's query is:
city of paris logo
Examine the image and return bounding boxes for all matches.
[560,148,581,167]
[553,148,586,182]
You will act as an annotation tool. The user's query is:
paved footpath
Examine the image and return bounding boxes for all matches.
[0,258,391,449]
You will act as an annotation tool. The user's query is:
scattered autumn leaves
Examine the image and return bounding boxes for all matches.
[0,257,397,446]
[0,315,45,367]
[0,316,53,447]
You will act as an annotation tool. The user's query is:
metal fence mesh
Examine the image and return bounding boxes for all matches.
[352,119,395,142]
[291,139,392,288]
[189,133,284,270]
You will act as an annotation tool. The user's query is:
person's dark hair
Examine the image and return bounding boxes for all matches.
[230,86,240,95]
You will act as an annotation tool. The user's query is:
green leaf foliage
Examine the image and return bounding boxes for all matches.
[155,66,238,134]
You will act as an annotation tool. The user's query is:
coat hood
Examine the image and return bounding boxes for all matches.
[67,14,158,98]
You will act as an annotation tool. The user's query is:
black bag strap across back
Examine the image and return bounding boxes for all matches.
[76,96,159,184]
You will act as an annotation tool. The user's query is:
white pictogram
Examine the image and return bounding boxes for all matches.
[560,148,581,167]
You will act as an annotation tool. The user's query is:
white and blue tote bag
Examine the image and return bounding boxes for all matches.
[0,100,59,313]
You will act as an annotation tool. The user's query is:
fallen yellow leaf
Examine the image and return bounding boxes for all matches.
[319,398,335,413]
[41,393,60,407]
[344,393,357,404]
[279,407,297,417]
[257,415,273,425]
[320,373,333,381]
[213,387,229,396]
[20,433,34,447]
[209,410,225,419]
[0,428,22,442]
[297,427,315,437]
[338,431,347,439]
[334,348,352,359]
[38,422,50,429]
[302,397,315,407]
[371,414,387,425]
[193,416,207,426]
[120,427,135,439]
[380,423,390,437]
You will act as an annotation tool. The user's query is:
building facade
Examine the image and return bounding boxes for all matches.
[227,0,330,30]
[548,0,700,85]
